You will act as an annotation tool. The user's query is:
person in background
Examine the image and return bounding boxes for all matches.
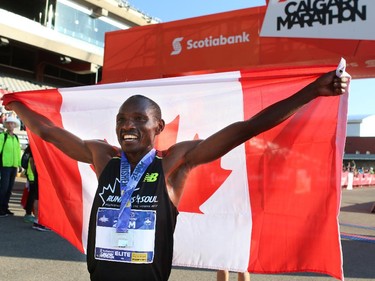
[23,145,35,223]
[23,144,49,230]
[0,116,21,217]
[0,112,5,124]
[217,270,250,281]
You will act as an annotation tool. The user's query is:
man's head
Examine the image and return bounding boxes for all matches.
[4,116,20,132]
[116,95,165,156]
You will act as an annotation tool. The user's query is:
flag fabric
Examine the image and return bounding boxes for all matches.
[3,66,347,280]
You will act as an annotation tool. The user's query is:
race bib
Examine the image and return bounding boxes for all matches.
[94,207,156,263]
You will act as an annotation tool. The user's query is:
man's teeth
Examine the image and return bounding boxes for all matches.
[123,135,137,140]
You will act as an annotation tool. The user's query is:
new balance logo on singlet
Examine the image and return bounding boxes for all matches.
[143,173,159,183]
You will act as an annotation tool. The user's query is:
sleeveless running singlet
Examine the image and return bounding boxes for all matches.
[87,153,178,281]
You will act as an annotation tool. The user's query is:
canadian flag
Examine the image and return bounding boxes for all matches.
[3,66,347,280]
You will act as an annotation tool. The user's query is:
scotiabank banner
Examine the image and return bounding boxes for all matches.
[163,24,255,69]
[261,0,375,40]
[102,3,375,83]
[102,7,265,83]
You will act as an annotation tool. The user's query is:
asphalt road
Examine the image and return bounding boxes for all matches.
[1,178,374,281]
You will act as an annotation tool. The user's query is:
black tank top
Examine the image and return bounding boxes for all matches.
[87,153,178,281]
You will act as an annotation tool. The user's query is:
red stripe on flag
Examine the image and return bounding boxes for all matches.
[240,66,344,279]
[4,89,85,253]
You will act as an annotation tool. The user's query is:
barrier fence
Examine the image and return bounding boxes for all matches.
[341,172,375,189]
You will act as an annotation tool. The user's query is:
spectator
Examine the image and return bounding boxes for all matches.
[23,144,49,230]
[0,116,21,217]
[217,270,250,281]
[23,145,35,222]
[0,113,5,124]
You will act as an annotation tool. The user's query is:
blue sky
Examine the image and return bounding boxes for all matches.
[127,0,374,117]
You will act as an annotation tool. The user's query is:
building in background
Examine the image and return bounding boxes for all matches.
[342,115,375,189]
[0,0,159,145]
[0,0,158,95]
[344,115,375,171]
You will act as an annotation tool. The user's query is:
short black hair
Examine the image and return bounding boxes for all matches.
[125,95,162,120]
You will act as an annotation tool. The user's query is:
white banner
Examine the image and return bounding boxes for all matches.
[260,0,375,40]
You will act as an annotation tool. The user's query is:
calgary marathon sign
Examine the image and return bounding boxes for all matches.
[260,0,375,40]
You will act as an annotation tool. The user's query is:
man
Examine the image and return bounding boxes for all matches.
[4,70,349,281]
[23,144,49,231]
[0,116,21,217]
[217,270,250,281]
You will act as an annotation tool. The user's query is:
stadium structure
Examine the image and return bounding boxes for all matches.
[0,0,158,95]
[345,115,375,168]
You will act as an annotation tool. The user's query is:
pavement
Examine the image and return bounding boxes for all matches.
[0,177,374,281]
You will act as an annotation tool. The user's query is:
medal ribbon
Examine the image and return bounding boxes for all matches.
[116,148,156,233]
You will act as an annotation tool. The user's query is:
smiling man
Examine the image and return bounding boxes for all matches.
[4,70,349,281]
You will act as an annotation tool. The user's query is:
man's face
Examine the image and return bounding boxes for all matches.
[116,98,163,155]
[5,122,17,131]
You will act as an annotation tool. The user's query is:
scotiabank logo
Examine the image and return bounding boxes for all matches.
[171,37,184,55]
[170,32,250,56]
[277,0,366,30]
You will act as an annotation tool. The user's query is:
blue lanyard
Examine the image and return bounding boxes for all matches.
[116,148,156,233]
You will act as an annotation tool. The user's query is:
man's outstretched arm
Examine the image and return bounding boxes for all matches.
[183,70,349,167]
[6,101,93,163]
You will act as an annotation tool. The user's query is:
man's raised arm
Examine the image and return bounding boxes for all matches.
[183,70,350,168]
[5,101,93,163]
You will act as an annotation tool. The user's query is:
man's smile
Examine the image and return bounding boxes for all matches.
[123,134,138,141]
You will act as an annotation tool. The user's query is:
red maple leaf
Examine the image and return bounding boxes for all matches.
[154,115,180,151]
[178,134,232,214]
[154,117,232,214]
